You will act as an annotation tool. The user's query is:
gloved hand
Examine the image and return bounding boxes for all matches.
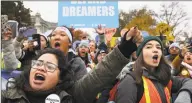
[118,26,143,58]
[16,27,27,42]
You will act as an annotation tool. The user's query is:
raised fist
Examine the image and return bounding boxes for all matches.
[95,24,105,35]
[180,47,189,57]
[126,26,143,46]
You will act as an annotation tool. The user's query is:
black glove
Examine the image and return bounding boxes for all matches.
[118,30,137,58]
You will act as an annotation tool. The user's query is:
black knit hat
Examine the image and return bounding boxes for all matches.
[136,36,164,56]
[94,43,108,64]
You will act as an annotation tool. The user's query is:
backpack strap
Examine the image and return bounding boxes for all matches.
[108,72,144,102]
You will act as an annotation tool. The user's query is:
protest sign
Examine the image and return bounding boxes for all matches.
[58,1,119,28]
[23,28,37,37]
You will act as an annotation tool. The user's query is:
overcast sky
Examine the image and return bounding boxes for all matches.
[23,1,192,38]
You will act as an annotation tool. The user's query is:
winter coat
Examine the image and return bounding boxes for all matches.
[172,55,192,78]
[115,69,192,103]
[68,51,87,81]
[165,54,177,63]
[2,46,130,103]
[1,39,21,70]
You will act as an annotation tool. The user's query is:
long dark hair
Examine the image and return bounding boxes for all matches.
[133,51,171,86]
[15,48,73,90]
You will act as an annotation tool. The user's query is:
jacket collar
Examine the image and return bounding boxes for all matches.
[143,69,158,81]
[3,87,72,102]
[2,87,30,102]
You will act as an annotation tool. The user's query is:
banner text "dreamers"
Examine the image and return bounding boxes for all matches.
[63,6,115,16]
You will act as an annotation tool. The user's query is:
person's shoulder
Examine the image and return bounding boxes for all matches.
[117,62,134,80]
[118,73,136,88]
[70,56,86,71]
[165,55,170,58]
[117,73,138,96]
[72,56,84,64]
[122,73,136,82]
[2,83,23,99]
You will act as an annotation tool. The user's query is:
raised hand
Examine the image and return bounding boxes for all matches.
[180,47,189,58]
[19,27,27,34]
[95,24,105,35]
[126,26,143,46]
[120,28,128,37]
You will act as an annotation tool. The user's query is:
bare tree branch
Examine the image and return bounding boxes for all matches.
[155,1,189,38]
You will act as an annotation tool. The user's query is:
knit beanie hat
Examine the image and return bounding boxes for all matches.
[40,33,48,43]
[136,36,164,56]
[169,42,180,50]
[94,43,108,64]
[79,40,89,48]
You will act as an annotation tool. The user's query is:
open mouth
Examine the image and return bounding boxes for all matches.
[187,57,191,60]
[152,55,158,63]
[81,51,86,54]
[35,73,45,81]
[153,55,158,60]
[55,42,60,49]
[80,51,86,56]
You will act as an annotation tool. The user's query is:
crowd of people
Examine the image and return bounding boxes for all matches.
[1,19,192,103]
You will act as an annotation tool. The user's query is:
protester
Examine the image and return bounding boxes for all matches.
[2,26,143,103]
[49,26,87,81]
[172,47,192,78]
[165,42,180,63]
[89,40,97,53]
[94,42,108,65]
[18,33,49,71]
[114,35,192,103]
[1,24,21,70]
[79,31,89,40]
[89,40,97,61]
[95,27,141,103]
[77,40,91,67]
[40,33,49,50]
[93,42,109,103]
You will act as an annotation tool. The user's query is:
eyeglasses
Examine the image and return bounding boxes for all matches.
[31,60,58,73]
